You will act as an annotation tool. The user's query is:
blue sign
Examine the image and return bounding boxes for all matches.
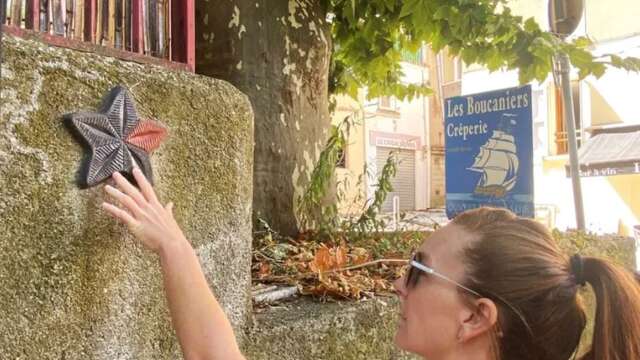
[445,85,534,219]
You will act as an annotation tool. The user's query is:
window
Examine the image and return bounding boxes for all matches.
[443,55,462,83]
[554,82,582,155]
[2,0,194,70]
[378,96,398,111]
[401,47,424,66]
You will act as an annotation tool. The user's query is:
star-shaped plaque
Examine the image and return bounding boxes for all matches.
[66,86,168,188]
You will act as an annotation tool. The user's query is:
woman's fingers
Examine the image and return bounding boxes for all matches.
[102,202,138,229]
[132,167,159,204]
[105,185,144,218]
[112,171,147,206]
[113,172,145,203]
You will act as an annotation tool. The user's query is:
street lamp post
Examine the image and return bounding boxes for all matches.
[549,0,586,231]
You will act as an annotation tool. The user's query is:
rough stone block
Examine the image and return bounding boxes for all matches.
[242,297,418,360]
[0,34,254,359]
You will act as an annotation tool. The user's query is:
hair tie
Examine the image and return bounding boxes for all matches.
[570,254,586,286]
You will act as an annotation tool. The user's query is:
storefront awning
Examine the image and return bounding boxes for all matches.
[565,126,640,177]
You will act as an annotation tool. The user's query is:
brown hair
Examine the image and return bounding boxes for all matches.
[452,207,640,360]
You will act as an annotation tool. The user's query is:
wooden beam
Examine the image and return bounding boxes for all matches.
[95,0,102,43]
[11,0,21,27]
[123,0,129,50]
[4,24,191,71]
[170,0,194,70]
[27,0,40,31]
[185,0,193,70]
[131,0,142,53]
[107,0,114,46]
[74,0,84,39]
[166,0,171,60]
[84,0,96,42]
[169,0,179,62]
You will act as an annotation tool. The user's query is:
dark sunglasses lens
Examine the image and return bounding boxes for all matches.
[406,267,419,288]
[405,253,422,288]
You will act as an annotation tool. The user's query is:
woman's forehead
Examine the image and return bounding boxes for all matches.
[418,224,472,266]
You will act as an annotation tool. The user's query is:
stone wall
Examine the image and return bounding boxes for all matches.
[242,297,418,360]
[0,34,254,359]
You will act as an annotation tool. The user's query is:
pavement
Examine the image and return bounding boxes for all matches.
[379,208,450,232]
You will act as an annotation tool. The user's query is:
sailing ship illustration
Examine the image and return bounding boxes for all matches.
[468,115,519,198]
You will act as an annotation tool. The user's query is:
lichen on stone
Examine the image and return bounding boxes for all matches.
[0,34,254,360]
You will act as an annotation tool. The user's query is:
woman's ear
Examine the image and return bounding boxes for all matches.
[457,298,499,343]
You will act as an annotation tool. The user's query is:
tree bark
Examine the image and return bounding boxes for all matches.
[196,0,331,237]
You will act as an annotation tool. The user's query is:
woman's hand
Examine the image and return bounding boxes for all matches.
[102,168,187,255]
[102,168,245,360]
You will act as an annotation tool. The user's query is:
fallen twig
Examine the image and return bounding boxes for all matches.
[256,258,407,282]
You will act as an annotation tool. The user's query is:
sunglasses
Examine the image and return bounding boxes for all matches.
[405,252,482,297]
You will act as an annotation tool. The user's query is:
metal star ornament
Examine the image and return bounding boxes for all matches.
[66,86,168,188]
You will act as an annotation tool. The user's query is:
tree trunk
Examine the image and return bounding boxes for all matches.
[196,0,331,237]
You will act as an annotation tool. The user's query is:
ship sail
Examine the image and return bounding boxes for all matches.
[469,148,491,171]
[469,129,519,195]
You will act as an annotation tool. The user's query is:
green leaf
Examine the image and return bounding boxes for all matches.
[399,0,420,18]
[610,54,624,67]
[461,46,478,65]
[329,0,640,105]
[433,6,450,20]
[534,63,550,82]
[591,62,606,78]
[578,67,590,80]
[523,17,539,33]
[384,0,395,11]
[573,36,593,48]
[568,48,594,68]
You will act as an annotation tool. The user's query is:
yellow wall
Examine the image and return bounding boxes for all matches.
[332,95,367,215]
[505,0,640,40]
[588,83,624,126]
[541,155,640,234]
[607,175,640,234]
[586,0,640,41]
[503,0,547,28]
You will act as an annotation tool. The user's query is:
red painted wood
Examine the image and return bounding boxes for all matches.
[167,0,171,60]
[85,0,96,42]
[185,0,194,71]
[170,0,183,63]
[171,0,196,71]
[4,25,191,71]
[5,0,194,72]
[131,0,143,53]
[171,0,194,70]
[27,0,40,31]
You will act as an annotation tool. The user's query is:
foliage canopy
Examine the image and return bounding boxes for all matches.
[323,0,640,100]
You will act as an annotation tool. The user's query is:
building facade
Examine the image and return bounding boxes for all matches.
[460,0,640,234]
[333,47,432,215]
[335,0,640,235]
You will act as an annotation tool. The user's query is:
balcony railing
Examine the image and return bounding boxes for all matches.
[555,130,583,155]
[2,0,194,70]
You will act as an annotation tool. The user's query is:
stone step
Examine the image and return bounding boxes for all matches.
[242,296,418,360]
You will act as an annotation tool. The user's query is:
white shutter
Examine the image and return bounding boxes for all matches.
[375,147,416,212]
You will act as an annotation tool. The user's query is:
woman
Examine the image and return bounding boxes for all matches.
[103,169,640,360]
[394,206,640,359]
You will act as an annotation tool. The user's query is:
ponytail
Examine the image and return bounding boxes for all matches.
[453,208,640,360]
[581,257,640,360]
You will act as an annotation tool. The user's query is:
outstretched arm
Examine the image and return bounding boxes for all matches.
[101,168,244,360]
